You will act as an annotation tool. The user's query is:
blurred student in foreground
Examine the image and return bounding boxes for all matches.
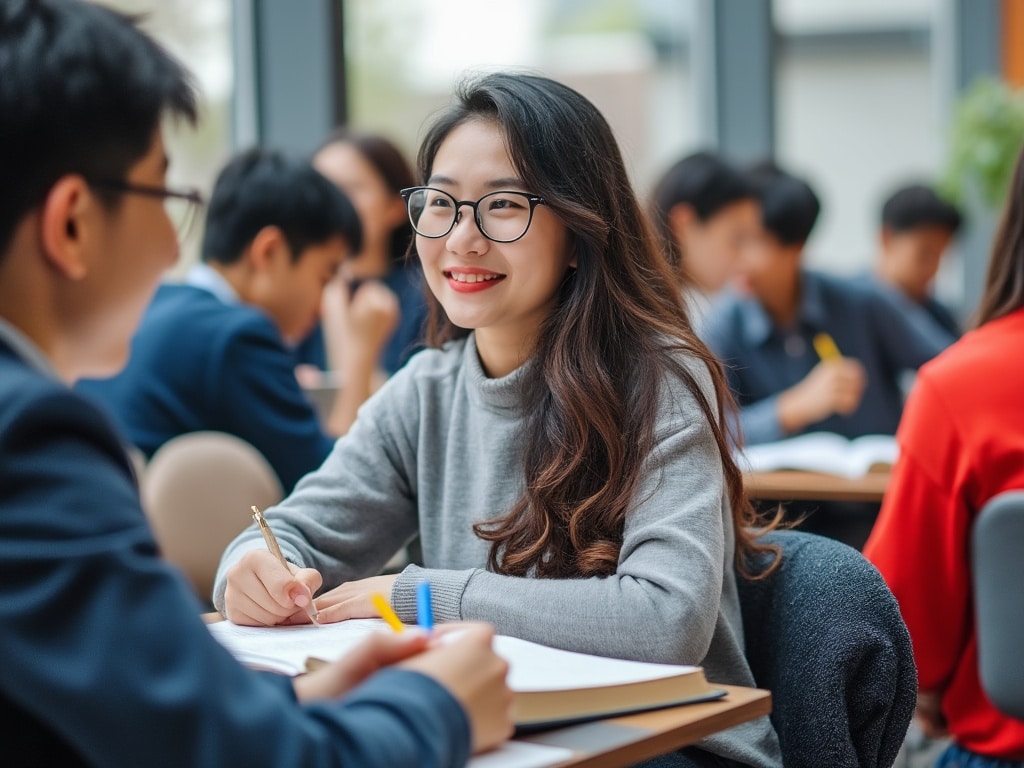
[0,3,512,765]
[293,130,427,381]
[80,148,394,492]
[862,182,964,338]
[650,151,759,333]
[701,163,952,446]
[865,145,1024,767]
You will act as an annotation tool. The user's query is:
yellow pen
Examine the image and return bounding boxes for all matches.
[812,332,842,362]
[371,592,405,633]
[251,505,320,626]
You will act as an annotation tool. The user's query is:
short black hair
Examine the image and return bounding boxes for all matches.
[746,162,821,246]
[881,183,963,234]
[201,148,363,264]
[0,0,198,256]
[650,151,754,268]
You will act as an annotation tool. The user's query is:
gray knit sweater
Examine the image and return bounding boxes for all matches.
[214,334,781,767]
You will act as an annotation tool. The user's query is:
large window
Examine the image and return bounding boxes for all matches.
[94,0,234,267]
[343,0,698,198]
[774,0,944,277]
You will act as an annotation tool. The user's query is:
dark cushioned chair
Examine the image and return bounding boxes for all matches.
[737,530,917,767]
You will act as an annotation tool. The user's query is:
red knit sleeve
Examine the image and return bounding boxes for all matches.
[864,372,973,693]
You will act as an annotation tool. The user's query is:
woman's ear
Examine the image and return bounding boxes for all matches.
[40,176,93,280]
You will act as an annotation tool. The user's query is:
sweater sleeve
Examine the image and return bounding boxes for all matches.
[393,367,729,665]
[0,389,469,768]
[863,372,972,692]
[213,372,422,611]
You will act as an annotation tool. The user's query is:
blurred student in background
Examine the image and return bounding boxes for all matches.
[865,145,1024,768]
[863,182,964,338]
[294,130,428,380]
[0,2,512,765]
[702,163,951,447]
[650,151,758,332]
[79,149,384,492]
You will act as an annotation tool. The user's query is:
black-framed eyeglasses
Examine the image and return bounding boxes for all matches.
[88,180,205,239]
[400,186,547,244]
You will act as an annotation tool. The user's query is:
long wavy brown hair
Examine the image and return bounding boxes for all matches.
[975,142,1024,328]
[415,73,779,580]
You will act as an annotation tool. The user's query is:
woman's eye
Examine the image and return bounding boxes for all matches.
[488,196,521,211]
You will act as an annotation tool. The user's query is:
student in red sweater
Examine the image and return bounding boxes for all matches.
[864,144,1024,766]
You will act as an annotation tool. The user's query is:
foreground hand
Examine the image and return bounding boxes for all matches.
[400,623,515,754]
[293,630,430,703]
[314,574,399,624]
[223,549,324,626]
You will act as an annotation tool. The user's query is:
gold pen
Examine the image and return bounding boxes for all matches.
[251,505,320,626]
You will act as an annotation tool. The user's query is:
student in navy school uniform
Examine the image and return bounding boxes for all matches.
[79,148,397,492]
[649,151,760,335]
[701,163,953,447]
[0,2,512,766]
[701,164,955,550]
[860,182,964,339]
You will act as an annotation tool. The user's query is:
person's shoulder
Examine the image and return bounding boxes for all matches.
[0,355,126,463]
[656,341,721,426]
[0,351,67,424]
[147,284,274,337]
[921,310,1024,386]
[812,270,876,303]
[701,288,750,342]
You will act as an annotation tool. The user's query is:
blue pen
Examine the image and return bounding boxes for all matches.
[416,581,434,632]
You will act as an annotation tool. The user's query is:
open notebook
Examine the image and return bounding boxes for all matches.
[736,432,898,479]
[207,619,724,730]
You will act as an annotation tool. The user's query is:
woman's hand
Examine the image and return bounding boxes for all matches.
[314,573,399,624]
[222,549,323,626]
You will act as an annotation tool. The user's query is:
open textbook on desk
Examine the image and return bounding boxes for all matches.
[737,432,898,480]
[207,618,724,731]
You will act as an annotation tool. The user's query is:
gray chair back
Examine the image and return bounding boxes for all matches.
[971,490,1024,721]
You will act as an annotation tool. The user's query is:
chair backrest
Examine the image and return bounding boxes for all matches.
[971,490,1024,721]
[141,431,283,604]
[737,530,917,768]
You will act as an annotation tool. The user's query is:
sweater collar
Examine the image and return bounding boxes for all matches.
[462,333,529,412]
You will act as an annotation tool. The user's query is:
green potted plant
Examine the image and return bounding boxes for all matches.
[941,77,1024,210]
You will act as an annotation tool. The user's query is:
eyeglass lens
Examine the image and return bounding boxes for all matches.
[406,188,536,242]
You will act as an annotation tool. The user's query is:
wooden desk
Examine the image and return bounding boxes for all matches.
[203,614,771,767]
[744,470,889,503]
[525,686,771,768]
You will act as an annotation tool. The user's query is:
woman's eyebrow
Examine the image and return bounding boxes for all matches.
[426,174,527,190]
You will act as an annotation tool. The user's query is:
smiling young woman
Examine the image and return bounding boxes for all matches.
[218,72,783,768]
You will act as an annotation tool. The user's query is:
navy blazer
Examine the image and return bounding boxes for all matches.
[0,338,469,767]
[78,283,335,492]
